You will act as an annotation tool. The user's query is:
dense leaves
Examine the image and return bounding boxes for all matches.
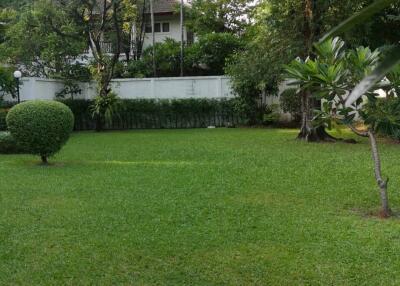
[62,98,240,130]
[125,34,241,78]
[6,100,74,163]
[0,131,24,154]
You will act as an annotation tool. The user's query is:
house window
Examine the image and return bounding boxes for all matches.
[162,23,170,33]
[145,22,170,33]
[154,23,161,33]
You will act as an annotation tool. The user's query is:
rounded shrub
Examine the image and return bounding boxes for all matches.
[6,100,74,163]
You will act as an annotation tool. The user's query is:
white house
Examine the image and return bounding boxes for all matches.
[142,0,193,49]
[84,0,193,60]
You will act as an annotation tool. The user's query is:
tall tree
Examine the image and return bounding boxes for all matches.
[1,0,137,131]
[227,0,400,133]
[185,0,255,36]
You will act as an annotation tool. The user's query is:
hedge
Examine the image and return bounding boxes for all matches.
[0,131,24,154]
[0,109,7,131]
[61,98,241,131]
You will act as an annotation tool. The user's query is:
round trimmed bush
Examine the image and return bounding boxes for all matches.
[6,100,74,163]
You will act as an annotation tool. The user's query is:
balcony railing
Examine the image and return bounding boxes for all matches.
[83,41,116,54]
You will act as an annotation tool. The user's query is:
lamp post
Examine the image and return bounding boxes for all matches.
[13,70,22,103]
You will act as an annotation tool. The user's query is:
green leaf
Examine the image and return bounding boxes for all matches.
[345,45,400,107]
[319,0,395,43]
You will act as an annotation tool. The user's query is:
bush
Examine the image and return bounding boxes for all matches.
[6,100,74,163]
[263,104,281,126]
[361,97,400,141]
[124,34,242,78]
[192,33,243,75]
[0,131,24,154]
[61,98,241,130]
[0,109,7,131]
[280,88,302,123]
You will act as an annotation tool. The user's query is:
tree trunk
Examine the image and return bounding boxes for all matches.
[180,0,184,77]
[93,67,112,131]
[297,1,336,142]
[368,130,391,218]
[41,156,48,165]
[150,0,156,77]
[297,91,336,142]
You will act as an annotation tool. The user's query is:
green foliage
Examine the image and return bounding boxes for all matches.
[6,100,74,161]
[262,104,280,126]
[125,35,241,78]
[362,97,400,141]
[0,66,17,100]
[0,0,87,77]
[90,92,121,126]
[320,0,400,108]
[283,37,400,141]
[194,33,242,75]
[54,63,92,99]
[320,0,395,43]
[185,0,255,35]
[62,98,240,130]
[227,0,400,124]
[0,131,24,154]
[231,96,265,125]
[127,39,185,77]
[279,88,302,122]
[0,108,7,131]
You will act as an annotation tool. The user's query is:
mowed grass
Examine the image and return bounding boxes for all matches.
[1,128,400,285]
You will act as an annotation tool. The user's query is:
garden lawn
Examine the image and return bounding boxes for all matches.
[1,128,400,285]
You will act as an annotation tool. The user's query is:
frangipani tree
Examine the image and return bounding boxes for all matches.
[285,37,393,217]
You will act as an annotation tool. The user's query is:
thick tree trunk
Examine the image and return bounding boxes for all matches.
[368,130,391,218]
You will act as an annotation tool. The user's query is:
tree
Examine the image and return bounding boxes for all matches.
[125,35,241,78]
[185,0,255,36]
[0,0,87,77]
[0,66,17,101]
[285,37,393,217]
[1,0,138,131]
[227,0,400,133]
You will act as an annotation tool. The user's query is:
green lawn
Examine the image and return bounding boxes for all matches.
[1,129,400,285]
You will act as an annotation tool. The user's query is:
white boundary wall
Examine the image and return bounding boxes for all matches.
[4,76,234,101]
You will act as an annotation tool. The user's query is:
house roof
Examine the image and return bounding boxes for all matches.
[144,0,180,14]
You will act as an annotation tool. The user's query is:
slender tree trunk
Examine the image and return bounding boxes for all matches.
[368,130,391,217]
[150,0,157,77]
[180,0,184,77]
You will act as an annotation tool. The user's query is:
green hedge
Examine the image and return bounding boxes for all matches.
[0,109,7,131]
[61,98,241,131]
[0,131,25,154]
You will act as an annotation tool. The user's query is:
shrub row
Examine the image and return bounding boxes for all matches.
[61,98,241,131]
[0,109,7,131]
[0,131,25,154]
